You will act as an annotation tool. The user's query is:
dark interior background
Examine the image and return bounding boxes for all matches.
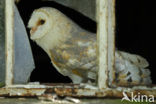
[16,0,156,84]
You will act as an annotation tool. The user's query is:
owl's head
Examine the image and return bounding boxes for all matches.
[28,7,73,49]
[28,7,58,40]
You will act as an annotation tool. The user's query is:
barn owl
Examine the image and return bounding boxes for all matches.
[28,7,151,86]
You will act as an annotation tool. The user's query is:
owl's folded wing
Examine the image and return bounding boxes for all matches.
[118,51,149,68]
[115,50,151,85]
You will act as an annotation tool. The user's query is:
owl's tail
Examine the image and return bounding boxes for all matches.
[115,50,152,86]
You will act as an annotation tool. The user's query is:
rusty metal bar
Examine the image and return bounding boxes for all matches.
[0,85,156,97]
[96,0,109,89]
[96,0,116,89]
[54,87,156,98]
[5,0,14,86]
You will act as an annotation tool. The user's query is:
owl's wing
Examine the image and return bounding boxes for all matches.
[115,50,151,85]
[50,33,97,83]
[117,51,149,68]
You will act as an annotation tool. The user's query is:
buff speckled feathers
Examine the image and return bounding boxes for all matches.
[28,7,152,85]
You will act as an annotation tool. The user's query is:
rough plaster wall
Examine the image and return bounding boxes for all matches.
[0,0,5,85]
[43,0,96,21]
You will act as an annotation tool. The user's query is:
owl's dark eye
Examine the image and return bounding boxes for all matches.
[40,19,45,25]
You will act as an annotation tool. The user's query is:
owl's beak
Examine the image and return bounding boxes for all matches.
[30,19,45,35]
[30,26,37,35]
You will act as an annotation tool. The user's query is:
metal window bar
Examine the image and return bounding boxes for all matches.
[1,0,156,98]
[96,0,115,89]
[5,0,14,86]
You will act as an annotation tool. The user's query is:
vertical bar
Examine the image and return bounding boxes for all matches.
[0,0,5,87]
[108,0,116,86]
[5,0,14,86]
[96,0,116,89]
[96,0,109,89]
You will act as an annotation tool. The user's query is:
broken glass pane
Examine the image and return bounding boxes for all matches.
[14,5,35,84]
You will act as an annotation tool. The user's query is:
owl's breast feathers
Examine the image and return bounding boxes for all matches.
[50,31,97,83]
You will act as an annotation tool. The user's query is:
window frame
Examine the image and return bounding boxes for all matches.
[0,0,156,98]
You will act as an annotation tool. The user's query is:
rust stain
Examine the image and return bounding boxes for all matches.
[0,86,156,98]
[95,90,122,98]
[54,88,78,96]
